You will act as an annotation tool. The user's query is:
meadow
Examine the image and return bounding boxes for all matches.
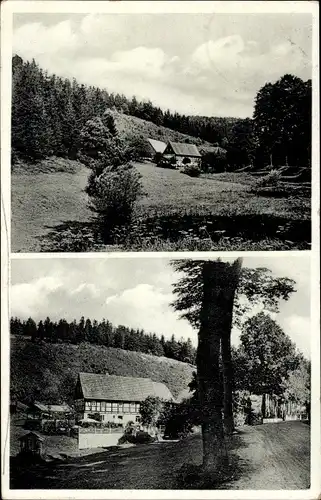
[11,159,311,252]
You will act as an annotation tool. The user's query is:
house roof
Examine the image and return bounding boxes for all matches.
[19,431,44,441]
[32,401,72,413]
[167,141,201,158]
[176,388,193,404]
[199,145,227,155]
[148,138,167,154]
[78,373,174,402]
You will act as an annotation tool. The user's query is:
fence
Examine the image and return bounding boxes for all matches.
[79,427,123,434]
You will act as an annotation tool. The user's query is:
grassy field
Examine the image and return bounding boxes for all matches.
[11,159,91,252]
[10,421,310,490]
[135,162,309,218]
[11,158,311,252]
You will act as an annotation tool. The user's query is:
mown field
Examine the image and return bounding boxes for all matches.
[11,158,311,252]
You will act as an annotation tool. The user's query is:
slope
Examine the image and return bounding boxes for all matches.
[10,336,195,405]
[109,109,213,149]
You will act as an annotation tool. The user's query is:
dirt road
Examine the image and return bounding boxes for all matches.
[10,421,310,490]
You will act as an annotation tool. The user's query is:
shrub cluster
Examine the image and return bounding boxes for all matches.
[181,164,201,177]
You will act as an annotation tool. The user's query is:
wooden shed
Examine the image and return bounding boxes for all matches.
[19,431,44,456]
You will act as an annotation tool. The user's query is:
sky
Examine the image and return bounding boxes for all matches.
[10,255,311,358]
[12,12,312,118]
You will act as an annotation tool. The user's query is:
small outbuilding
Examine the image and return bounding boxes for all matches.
[19,431,44,457]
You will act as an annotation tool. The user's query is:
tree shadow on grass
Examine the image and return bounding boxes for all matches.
[40,220,103,252]
[38,212,311,252]
[175,432,255,490]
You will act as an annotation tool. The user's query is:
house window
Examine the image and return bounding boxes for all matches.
[101,402,106,412]
[106,403,112,412]
[130,403,135,413]
[118,415,123,420]
[118,403,123,413]
[85,401,91,411]
[111,403,118,412]
[91,401,97,410]
[135,416,141,423]
[123,403,130,412]
[135,403,140,412]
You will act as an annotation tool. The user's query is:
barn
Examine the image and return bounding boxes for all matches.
[74,373,175,426]
[162,141,201,167]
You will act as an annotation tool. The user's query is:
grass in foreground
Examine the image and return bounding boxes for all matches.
[11,159,311,252]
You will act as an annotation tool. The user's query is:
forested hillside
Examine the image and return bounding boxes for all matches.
[10,336,195,405]
[11,54,236,163]
[10,316,196,364]
[12,54,311,171]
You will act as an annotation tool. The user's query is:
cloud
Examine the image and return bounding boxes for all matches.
[11,276,62,318]
[12,15,311,118]
[280,314,310,358]
[105,283,196,342]
[13,21,78,59]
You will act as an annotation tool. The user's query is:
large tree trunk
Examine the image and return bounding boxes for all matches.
[197,259,242,471]
[220,259,243,435]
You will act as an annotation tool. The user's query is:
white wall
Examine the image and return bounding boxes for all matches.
[78,432,121,450]
[83,412,140,426]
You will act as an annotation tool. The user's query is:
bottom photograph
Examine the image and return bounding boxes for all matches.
[9,255,311,491]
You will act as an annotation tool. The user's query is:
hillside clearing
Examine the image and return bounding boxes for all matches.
[110,109,212,148]
[11,158,310,252]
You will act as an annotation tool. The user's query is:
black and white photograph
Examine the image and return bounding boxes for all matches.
[8,255,311,490]
[1,1,320,499]
[9,7,313,252]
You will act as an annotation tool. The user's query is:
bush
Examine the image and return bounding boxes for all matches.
[86,163,145,240]
[157,156,177,169]
[24,419,41,431]
[181,164,201,177]
[234,411,246,428]
[251,169,282,190]
[118,430,155,445]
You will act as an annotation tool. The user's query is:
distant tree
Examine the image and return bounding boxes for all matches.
[282,360,310,406]
[37,320,45,341]
[227,118,258,169]
[240,312,299,414]
[140,396,164,427]
[25,317,38,341]
[254,74,311,167]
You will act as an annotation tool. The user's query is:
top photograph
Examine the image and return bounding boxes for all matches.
[10,10,313,252]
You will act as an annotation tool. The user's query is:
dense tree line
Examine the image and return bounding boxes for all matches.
[10,316,196,364]
[12,55,311,171]
[11,55,236,163]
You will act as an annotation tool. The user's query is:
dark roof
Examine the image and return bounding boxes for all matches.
[19,432,44,441]
[200,145,227,155]
[32,402,72,413]
[78,373,174,402]
[167,141,201,158]
[148,138,167,154]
